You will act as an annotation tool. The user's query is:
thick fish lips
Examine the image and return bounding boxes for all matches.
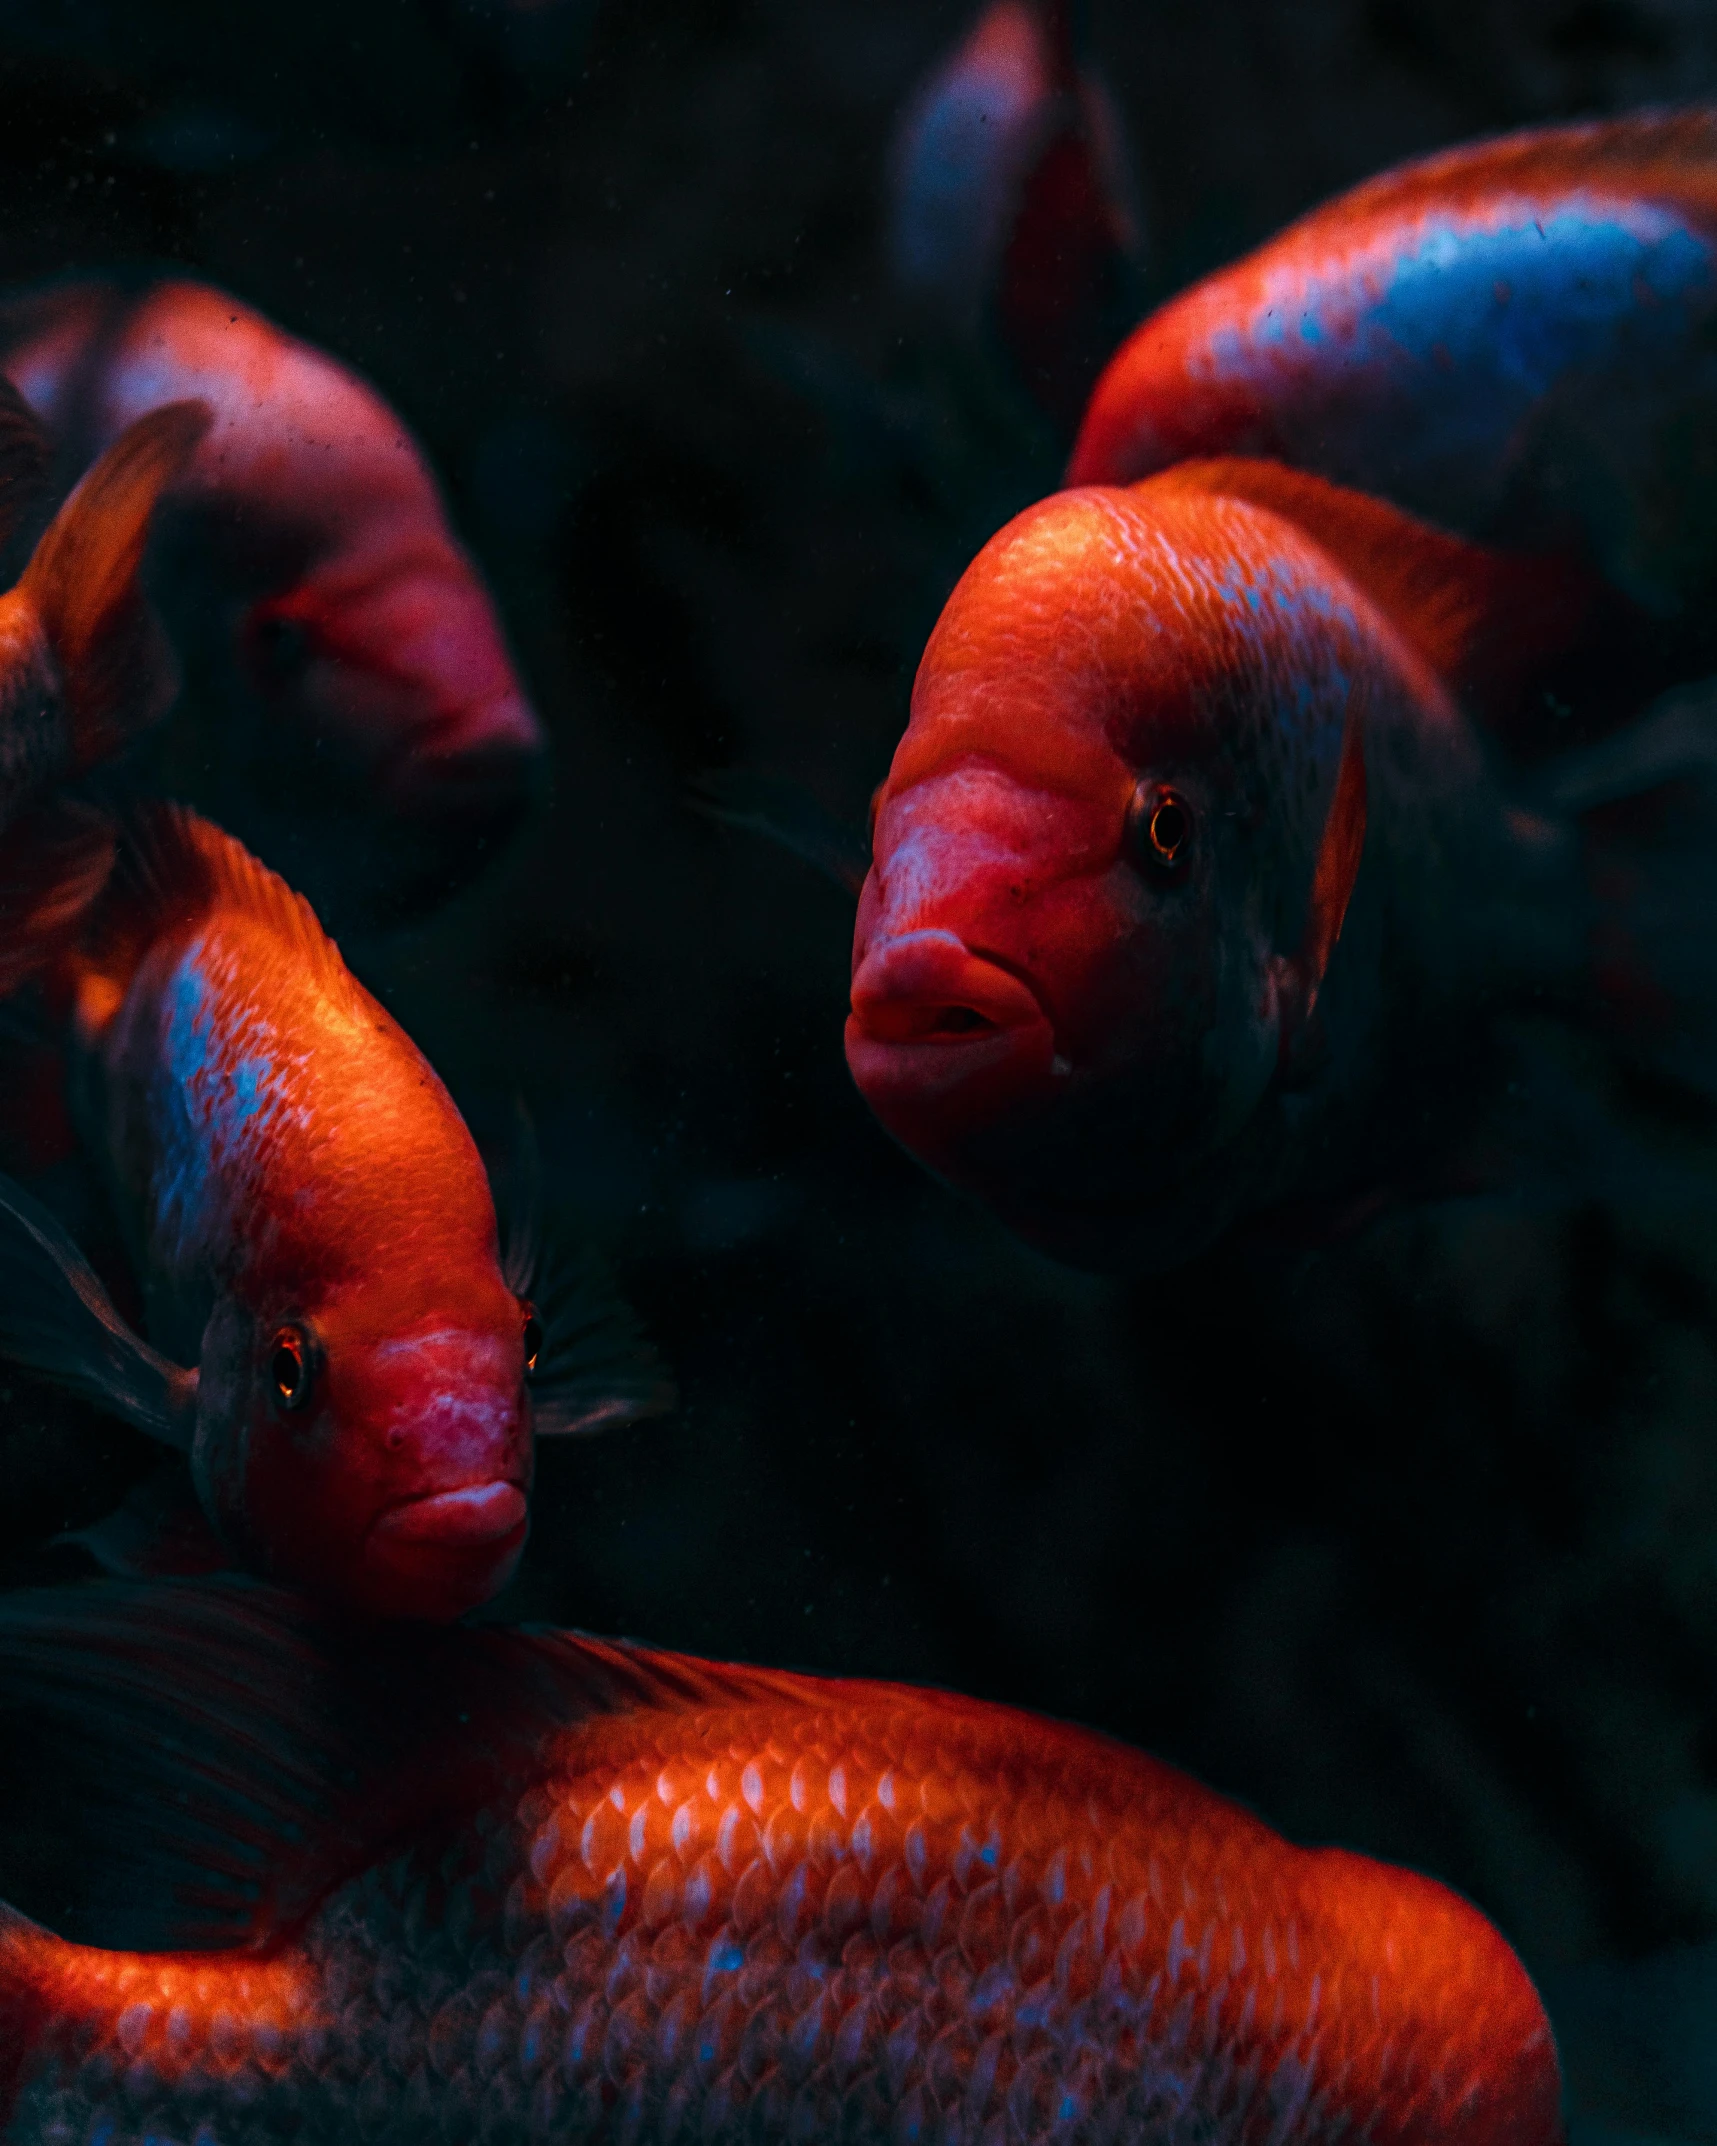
[846,927,1059,1171]
[354,1333,533,1619]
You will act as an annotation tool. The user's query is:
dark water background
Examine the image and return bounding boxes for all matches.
[4,0,1717,2001]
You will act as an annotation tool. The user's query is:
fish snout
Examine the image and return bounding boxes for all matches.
[350,1329,535,1619]
[846,929,1060,1166]
[850,928,1047,1043]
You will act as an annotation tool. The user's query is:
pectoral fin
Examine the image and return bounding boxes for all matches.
[1273,681,1367,1071]
[0,1170,196,1448]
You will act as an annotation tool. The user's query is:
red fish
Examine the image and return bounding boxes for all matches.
[1069,111,1717,707]
[845,458,1704,1269]
[0,394,207,994]
[0,808,666,1617]
[890,0,1142,423]
[0,276,546,923]
[0,1576,1562,2144]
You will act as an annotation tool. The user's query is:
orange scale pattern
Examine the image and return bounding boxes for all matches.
[2,1672,1560,2144]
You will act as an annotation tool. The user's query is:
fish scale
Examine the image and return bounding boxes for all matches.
[2,1676,1556,2144]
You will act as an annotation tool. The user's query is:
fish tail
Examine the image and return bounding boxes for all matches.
[1542,682,1717,1111]
[15,398,208,776]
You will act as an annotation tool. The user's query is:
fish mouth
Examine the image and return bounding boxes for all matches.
[849,928,1050,1045]
[846,929,1060,1161]
[369,1480,529,1550]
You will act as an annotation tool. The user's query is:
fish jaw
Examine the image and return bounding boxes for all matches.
[359,1477,531,1621]
[847,925,1062,1172]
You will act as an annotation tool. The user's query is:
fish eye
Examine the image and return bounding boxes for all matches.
[268,1326,312,1412]
[1126,782,1194,877]
[521,1302,543,1373]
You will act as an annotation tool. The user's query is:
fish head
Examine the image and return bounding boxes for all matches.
[237,553,544,872]
[194,1255,538,1622]
[848,483,1362,1268]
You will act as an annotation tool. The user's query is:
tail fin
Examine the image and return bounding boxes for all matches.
[16,398,208,773]
[0,799,113,997]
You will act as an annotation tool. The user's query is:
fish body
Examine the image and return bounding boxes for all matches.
[1069,112,1717,642]
[0,1578,1561,2145]
[51,807,535,1614]
[845,462,1622,1269]
[890,0,1142,423]
[0,277,545,923]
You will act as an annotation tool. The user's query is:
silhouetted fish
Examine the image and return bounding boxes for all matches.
[0,1576,1561,2144]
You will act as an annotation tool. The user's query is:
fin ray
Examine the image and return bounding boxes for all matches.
[19,399,208,772]
[0,1577,827,1953]
[0,1168,195,1446]
[690,768,870,898]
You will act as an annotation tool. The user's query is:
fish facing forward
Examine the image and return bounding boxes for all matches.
[844,458,1700,1270]
[0,1577,1562,2145]
[0,394,207,992]
[0,276,546,922]
[0,808,665,1618]
[1069,112,1717,670]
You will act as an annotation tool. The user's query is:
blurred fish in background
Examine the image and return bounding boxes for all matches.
[0,276,547,929]
[889,0,1144,429]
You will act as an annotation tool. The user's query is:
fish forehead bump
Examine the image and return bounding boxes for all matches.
[898,485,1367,795]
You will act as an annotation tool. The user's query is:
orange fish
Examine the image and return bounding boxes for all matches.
[845,459,1706,1269]
[0,808,665,1618]
[0,394,207,994]
[0,1576,1562,2145]
[1069,112,1717,716]
[0,276,546,922]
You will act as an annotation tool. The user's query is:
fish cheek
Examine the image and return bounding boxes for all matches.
[190,1298,351,1591]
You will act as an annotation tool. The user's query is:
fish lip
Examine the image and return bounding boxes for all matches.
[849,929,1056,1047]
[368,1480,529,1550]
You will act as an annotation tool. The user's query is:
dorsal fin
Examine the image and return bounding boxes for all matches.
[1145,457,1606,716]
[1319,105,1717,233]
[0,1576,828,1956]
[74,804,359,1039]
